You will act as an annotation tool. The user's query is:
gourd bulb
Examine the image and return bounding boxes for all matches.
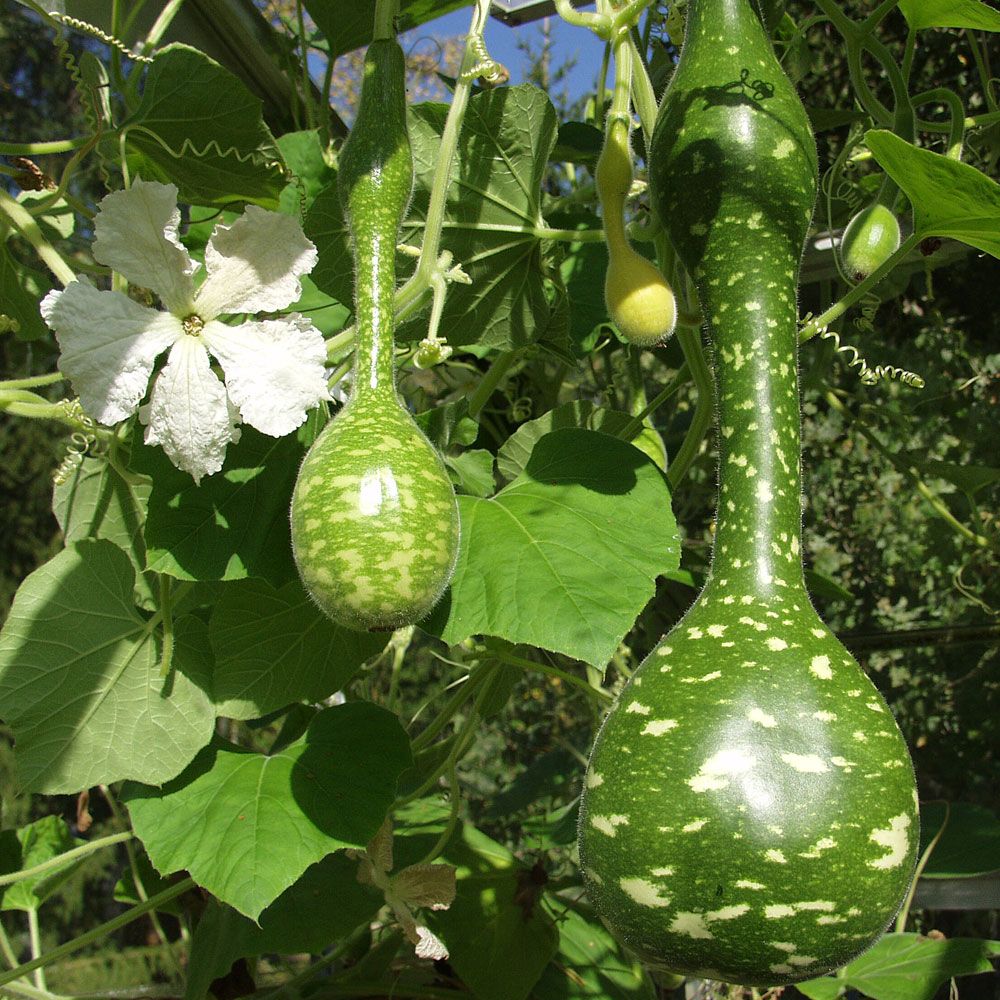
[841,204,901,281]
[606,249,678,346]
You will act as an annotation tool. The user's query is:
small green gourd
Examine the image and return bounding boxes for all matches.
[578,0,918,985]
[841,203,901,281]
[290,38,459,632]
[598,117,677,346]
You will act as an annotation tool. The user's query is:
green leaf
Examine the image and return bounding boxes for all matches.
[304,0,472,57]
[424,428,678,666]
[865,130,1000,257]
[52,456,154,606]
[277,128,337,214]
[533,900,655,999]
[497,401,659,481]
[797,934,1000,1000]
[898,0,1000,31]
[908,458,1000,499]
[0,817,84,912]
[445,449,496,497]
[132,424,313,585]
[0,240,50,341]
[209,578,387,720]
[122,44,286,208]
[805,567,853,603]
[552,122,604,165]
[0,540,215,793]
[123,701,412,920]
[398,85,560,350]
[486,747,580,817]
[919,802,1000,878]
[184,852,382,1000]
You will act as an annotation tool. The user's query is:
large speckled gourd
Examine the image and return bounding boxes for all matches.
[578,0,918,986]
[290,38,459,631]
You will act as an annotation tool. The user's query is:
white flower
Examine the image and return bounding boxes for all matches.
[41,180,331,482]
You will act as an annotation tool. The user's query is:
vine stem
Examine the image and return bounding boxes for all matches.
[467,350,517,418]
[26,911,45,990]
[617,361,690,441]
[0,188,76,287]
[0,879,195,987]
[0,139,90,156]
[485,645,613,704]
[799,233,922,343]
[0,832,133,889]
[0,373,65,392]
[666,323,715,489]
[409,668,484,753]
[141,0,186,52]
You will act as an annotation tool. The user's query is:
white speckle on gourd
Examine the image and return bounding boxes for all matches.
[642,719,679,736]
[868,813,912,869]
[590,814,630,837]
[620,877,673,907]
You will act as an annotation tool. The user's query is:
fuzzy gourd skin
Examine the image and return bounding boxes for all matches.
[578,0,918,986]
[841,204,901,281]
[290,40,459,631]
[598,119,677,346]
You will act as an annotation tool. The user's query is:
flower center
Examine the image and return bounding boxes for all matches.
[182,314,205,337]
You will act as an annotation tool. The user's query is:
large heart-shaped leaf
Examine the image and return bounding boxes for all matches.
[0,540,215,793]
[865,130,1000,257]
[122,44,286,208]
[423,428,678,666]
[209,578,387,720]
[123,702,411,920]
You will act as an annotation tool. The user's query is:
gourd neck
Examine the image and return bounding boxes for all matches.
[704,285,807,601]
[351,223,398,404]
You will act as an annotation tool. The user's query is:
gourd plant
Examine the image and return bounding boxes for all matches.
[0,0,999,995]
[290,20,460,631]
[579,0,919,985]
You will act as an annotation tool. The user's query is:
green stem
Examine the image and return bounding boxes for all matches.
[840,623,1000,652]
[0,373,64,391]
[412,762,462,866]
[618,362,690,440]
[396,701,479,808]
[0,832,134,889]
[910,87,966,158]
[141,0,185,51]
[373,0,399,39]
[256,926,365,998]
[26,911,45,991]
[410,670,482,753]
[486,645,612,704]
[467,350,518,419]
[0,188,76,287]
[666,325,714,489]
[0,879,194,987]
[799,234,922,343]
[395,0,491,313]
[895,801,948,931]
[0,919,19,969]
[296,0,316,130]
[157,576,175,679]
[965,29,998,112]
[0,139,90,156]
[627,35,658,141]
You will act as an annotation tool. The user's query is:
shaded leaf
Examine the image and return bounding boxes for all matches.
[445,449,495,497]
[0,240,49,341]
[919,802,1000,878]
[424,428,678,666]
[209,578,387,720]
[865,130,1000,258]
[132,423,316,585]
[797,933,1000,1000]
[123,44,286,208]
[184,852,382,1000]
[0,541,215,793]
[0,816,84,912]
[533,899,655,999]
[123,702,411,919]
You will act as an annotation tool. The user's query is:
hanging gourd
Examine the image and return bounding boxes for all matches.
[578,0,918,986]
[290,36,460,632]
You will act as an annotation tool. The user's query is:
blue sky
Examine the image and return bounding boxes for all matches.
[409,6,608,106]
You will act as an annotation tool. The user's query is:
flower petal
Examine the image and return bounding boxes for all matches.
[193,207,317,319]
[41,282,181,425]
[142,335,239,483]
[203,315,331,437]
[93,180,197,315]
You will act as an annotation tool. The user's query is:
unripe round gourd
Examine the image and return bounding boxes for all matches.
[579,0,918,986]
[290,402,459,631]
[841,204,901,281]
[597,119,676,347]
[290,38,459,631]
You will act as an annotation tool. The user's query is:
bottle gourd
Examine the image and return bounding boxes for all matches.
[579,0,918,985]
[841,203,901,281]
[290,39,460,631]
